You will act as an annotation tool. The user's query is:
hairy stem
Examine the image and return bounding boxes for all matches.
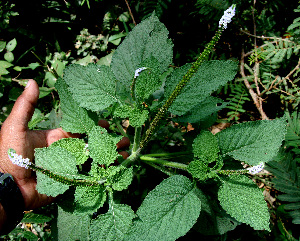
[140,156,188,170]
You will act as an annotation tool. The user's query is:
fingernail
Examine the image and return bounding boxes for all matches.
[25,79,33,89]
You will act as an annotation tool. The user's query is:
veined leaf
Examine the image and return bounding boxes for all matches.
[216,117,287,165]
[124,175,201,241]
[56,206,90,241]
[35,146,78,196]
[51,138,89,165]
[218,175,270,231]
[89,126,122,166]
[174,96,227,123]
[63,64,120,112]
[106,166,133,191]
[56,77,98,134]
[90,202,135,241]
[74,185,107,215]
[114,105,149,127]
[111,13,173,90]
[165,60,237,116]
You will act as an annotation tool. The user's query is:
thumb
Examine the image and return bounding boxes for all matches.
[6,79,39,132]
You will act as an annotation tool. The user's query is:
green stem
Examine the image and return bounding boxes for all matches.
[140,156,188,170]
[114,119,128,138]
[138,28,224,151]
[30,164,105,187]
[143,161,174,176]
[142,151,192,158]
[121,126,142,167]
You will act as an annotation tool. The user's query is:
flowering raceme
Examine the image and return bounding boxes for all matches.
[247,162,265,174]
[219,5,236,29]
[8,148,32,169]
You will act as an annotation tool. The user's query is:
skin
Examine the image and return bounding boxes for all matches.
[0,79,129,231]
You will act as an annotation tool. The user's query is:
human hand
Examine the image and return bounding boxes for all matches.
[0,80,129,211]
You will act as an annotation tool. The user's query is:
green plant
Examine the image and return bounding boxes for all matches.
[7,8,288,240]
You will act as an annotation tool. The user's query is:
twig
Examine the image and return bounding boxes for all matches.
[240,49,269,120]
[124,0,137,26]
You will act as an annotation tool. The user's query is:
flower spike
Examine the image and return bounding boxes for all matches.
[8,148,32,169]
[247,162,265,175]
[219,4,236,29]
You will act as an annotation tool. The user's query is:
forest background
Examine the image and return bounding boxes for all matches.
[1,0,300,240]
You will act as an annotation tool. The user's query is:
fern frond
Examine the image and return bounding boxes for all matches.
[225,82,250,122]
[141,0,172,19]
[266,152,300,224]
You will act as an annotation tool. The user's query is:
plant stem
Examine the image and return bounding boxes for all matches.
[142,151,192,158]
[137,28,224,151]
[143,161,174,176]
[114,119,128,138]
[140,156,188,170]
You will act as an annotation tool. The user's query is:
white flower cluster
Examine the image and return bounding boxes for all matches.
[247,162,265,175]
[8,149,32,169]
[219,5,236,29]
[134,67,147,78]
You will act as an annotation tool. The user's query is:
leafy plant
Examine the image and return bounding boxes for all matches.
[8,8,288,240]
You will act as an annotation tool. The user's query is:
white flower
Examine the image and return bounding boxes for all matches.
[247,162,265,174]
[134,67,147,78]
[8,148,32,169]
[219,5,236,29]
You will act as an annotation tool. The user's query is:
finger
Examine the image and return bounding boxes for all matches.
[31,128,82,149]
[98,119,110,129]
[5,79,39,132]
[116,137,130,149]
[118,151,129,160]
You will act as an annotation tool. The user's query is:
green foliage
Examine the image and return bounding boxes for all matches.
[21,212,52,224]
[51,138,89,165]
[114,105,149,127]
[225,82,251,122]
[266,154,300,225]
[111,13,173,94]
[164,60,238,116]
[90,202,135,241]
[124,175,201,241]
[89,126,122,167]
[63,64,121,112]
[74,185,107,215]
[55,77,98,134]
[140,0,172,19]
[14,11,290,240]
[218,175,271,231]
[174,96,227,123]
[216,117,287,166]
[56,206,90,241]
[35,146,78,196]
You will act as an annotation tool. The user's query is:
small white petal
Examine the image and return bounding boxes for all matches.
[219,5,236,29]
[134,67,147,78]
[247,162,265,174]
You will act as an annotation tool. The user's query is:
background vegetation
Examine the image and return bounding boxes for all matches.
[1,0,300,240]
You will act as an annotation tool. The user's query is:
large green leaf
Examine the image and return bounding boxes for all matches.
[89,126,122,166]
[74,186,107,215]
[164,60,237,116]
[111,13,173,90]
[193,188,239,235]
[56,206,90,241]
[51,138,89,165]
[106,166,133,191]
[56,77,98,134]
[35,146,78,196]
[124,175,201,241]
[216,117,287,165]
[63,64,121,112]
[218,175,270,231]
[174,96,227,123]
[90,202,135,241]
